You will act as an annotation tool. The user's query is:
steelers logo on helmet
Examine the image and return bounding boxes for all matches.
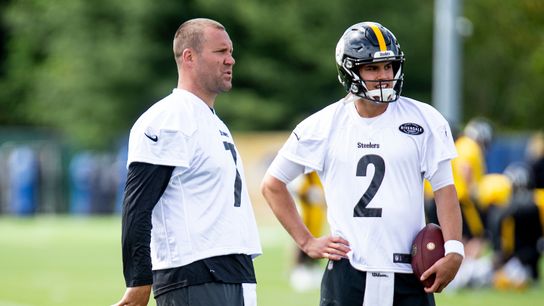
[335,22,405,103]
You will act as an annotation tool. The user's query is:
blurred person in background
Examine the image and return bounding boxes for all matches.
[289,171,327,292]
[454,118,493,246]
[492,162,543,290]
[261,21,463,306]
[526,131,544,191]
[471,162,544,291]
[113,18,261,306]
[425,118,491,244]
[449,130,544,291]
[444,117,494,290]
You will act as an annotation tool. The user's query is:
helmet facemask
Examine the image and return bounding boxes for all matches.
[346,60,404,103]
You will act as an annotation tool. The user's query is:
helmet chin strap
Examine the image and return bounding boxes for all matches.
[365,88,396,102]
[349,72,400,103]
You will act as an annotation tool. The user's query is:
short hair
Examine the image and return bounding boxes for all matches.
[173,18,225,62]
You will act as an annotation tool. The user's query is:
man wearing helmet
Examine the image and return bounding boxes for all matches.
[335,22,404,104]
[261,22,463,306]
[452,117,493,241]
[446,117,492,289]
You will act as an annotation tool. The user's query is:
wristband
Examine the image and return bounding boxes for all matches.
[444,240,465,258]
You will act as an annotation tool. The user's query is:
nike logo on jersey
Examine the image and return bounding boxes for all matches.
[439,126,449,138]
[293,132,300,141]
[219,130,229,137]
[399,123,424,135]
[144,132,158,142]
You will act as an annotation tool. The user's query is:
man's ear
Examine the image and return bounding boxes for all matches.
[182,48,194,64]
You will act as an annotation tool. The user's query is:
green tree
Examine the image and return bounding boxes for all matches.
[1,0,437,148]
[1,0,541,149]
[463,0,544,130]
[0,0,194,148]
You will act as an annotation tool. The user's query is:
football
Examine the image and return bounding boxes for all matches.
[411,223,445,287]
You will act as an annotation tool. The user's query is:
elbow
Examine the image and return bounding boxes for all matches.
[260,174,284,199]
[260,174,274,199]
[260,180,268,198]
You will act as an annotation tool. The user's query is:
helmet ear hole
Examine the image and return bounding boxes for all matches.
[350,84,359,93]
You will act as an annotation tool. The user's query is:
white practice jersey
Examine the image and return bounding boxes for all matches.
[279,95,456,273]
[127,89,262,270]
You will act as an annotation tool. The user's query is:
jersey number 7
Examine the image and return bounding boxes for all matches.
[224,141,242,207]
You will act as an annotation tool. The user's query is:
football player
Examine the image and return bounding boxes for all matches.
[289,171,327,291]
[453,118,493,243]
[113,18,262,306]
[489,163,544,290]
[261,22,464,306]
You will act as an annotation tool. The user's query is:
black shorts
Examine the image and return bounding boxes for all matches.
[155,282,251,306]
[320,258,435,306]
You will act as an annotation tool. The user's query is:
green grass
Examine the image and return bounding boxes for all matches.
[0,216,542,306]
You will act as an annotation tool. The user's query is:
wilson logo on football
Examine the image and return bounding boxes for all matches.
[399,123,424,135]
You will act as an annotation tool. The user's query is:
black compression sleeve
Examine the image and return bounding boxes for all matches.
[121,162,174,287]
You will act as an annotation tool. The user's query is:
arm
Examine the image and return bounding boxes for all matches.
[113,162,174,306]
[260,156,350,260]
[261,175,314,253]
[435,184,463,243]
[421,184,463,293]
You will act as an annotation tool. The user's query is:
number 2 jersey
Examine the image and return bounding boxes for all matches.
[278,95,457,273]
[127,88,262,271]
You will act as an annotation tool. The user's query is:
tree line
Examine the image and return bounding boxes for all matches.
[0,0,542,149]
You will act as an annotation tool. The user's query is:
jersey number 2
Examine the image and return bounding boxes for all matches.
[224,142,242,207]
[354,154,385,217]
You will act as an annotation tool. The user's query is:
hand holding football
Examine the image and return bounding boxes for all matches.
[411,223,445,288]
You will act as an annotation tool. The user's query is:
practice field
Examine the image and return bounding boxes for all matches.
[0,216,542,306]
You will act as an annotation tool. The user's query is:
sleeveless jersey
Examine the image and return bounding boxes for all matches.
[127,89,262,270]
[279,96,456,273]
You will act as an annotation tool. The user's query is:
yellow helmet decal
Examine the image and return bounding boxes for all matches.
[368,23,387,52]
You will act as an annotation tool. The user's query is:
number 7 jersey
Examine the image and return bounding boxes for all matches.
[127,89,262,270]
[278,95,457,273]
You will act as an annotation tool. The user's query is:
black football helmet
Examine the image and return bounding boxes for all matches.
[503,162,532,191]
[335,22,405,103]
[464,117,494,149]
